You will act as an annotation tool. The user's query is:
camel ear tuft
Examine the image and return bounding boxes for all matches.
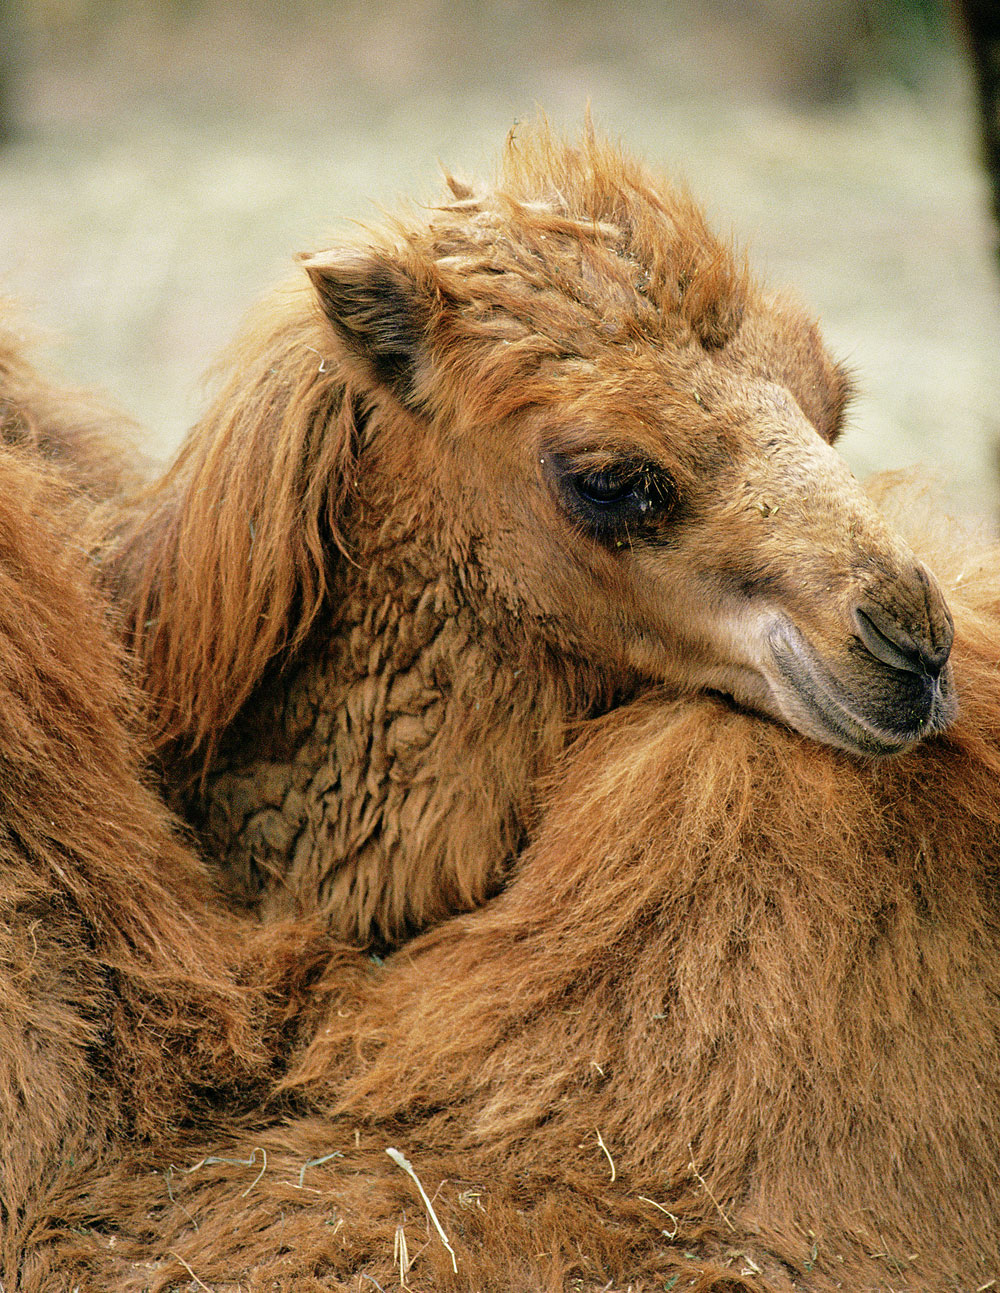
[299,249,426,409]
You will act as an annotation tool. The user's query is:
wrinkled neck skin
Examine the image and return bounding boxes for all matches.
[180,510,622,950]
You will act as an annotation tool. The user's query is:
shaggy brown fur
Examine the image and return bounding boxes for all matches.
[42,506,1000,1293]
[0,445,330,1289]
[106,123,955,948]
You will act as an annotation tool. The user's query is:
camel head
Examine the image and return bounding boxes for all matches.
[301,125,954,758]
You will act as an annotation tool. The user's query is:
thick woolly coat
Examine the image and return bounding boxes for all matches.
[0,441,329,1290]
[40,507,1000,1293]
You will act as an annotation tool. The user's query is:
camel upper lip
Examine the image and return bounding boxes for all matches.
[763,617,956,758]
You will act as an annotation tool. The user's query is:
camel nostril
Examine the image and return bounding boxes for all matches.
[853,602,952,679]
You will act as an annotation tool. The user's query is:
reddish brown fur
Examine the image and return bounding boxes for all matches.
[0,445,330,1288]
[105,123,953,947]
[36,507,1000,1292]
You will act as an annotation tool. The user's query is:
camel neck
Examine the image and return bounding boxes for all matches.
[178,555,595,948]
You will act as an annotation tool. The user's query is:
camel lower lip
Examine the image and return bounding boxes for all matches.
[765,620,953,757]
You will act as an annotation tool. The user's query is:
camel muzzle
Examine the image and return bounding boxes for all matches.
[851,559,954,683]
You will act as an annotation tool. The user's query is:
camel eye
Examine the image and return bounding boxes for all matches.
[546,452,676,545]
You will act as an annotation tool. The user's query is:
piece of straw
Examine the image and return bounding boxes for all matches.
[385,1147,458,1273]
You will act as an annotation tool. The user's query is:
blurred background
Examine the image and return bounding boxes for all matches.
[0,0,997,515]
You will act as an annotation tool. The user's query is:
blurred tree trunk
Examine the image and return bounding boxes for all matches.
[0,0,17,145]
[957,0,1000,259]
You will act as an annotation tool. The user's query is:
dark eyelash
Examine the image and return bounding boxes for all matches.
[575,467,640,505]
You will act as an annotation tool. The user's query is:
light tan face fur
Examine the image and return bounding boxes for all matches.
[305,131,955,757]
[446,339,954,758]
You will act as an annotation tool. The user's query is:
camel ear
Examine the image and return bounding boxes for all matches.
[299,249,427,410]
